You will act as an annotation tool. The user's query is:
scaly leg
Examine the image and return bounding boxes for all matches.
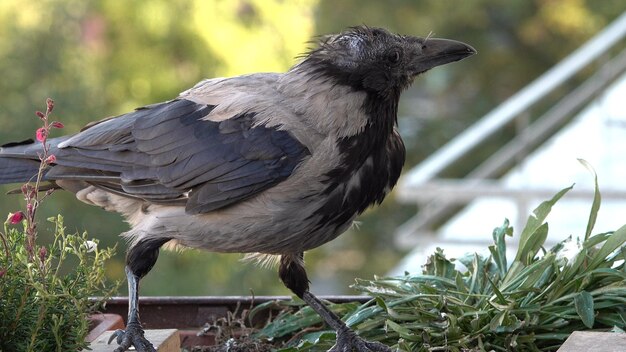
[279,253,391,352]
[109,238,169,352]
[108,266,155,352]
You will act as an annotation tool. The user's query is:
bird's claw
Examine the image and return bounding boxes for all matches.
[328,327,392,352]
[107,323,156,352]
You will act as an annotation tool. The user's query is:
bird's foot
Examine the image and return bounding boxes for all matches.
[329,327,391,352]
[108,322,156,352]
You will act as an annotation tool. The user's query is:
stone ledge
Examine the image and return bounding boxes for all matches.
[557,331,626,352]
[85,329,180,352]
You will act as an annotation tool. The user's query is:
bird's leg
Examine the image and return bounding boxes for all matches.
[279,254,391,352]
[108,266,155,352]
[109,238,169,352]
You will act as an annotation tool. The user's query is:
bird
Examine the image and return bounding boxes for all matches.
[0,26,475,352]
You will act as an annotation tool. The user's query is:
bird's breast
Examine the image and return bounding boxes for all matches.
[300,126,406,245]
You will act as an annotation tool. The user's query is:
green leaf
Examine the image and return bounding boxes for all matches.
[454,272,468,294]
[611,326,626,333]
[422,248,456,278]
[490,219,511,278]
[587,224,626,270]
[519,252,555,290]
[375,296,388,311]
[515,186,572,264]
[298,330,336,344]
[488,311,506,332]
[574,291,595,328]
[344,300,383,327]
[487,276,508,306]
[579,159,601,242]
[385,319,421,342]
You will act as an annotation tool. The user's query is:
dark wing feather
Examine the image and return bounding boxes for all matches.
[0,157,41,183]
[50,99,309,213]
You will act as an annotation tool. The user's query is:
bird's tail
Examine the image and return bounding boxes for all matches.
[0,138,54,185]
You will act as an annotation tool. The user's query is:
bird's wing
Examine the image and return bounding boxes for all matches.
[49,92,310,214]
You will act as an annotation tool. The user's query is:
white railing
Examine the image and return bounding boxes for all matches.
[396,11,626,244]
[401,11,626,187]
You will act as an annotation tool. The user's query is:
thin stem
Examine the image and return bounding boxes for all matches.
[0,231,10,260]
[24,101,53,262]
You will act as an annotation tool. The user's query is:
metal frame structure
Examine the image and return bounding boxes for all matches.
[395,11,626,246]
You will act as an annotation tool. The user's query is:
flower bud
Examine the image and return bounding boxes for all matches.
[50,121,64,129]
[46,98,54,113]
[36,128,48,142]
[36,111,46,120]
[44,154,57,164]
[38,246,48,262]
[7,211,25,224]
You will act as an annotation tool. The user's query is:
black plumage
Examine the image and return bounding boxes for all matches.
[45,99,310,212]
[0,26,475,352]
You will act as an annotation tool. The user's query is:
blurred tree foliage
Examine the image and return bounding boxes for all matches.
[0,0,623,295]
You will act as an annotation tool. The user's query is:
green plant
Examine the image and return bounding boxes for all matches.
[256,167,626,351]
[0,216,116,351]
[0,99,117,352]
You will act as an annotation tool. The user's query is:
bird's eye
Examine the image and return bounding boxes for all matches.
[387,49,401,64]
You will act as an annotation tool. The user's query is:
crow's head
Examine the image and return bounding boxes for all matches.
[301,26,476,99]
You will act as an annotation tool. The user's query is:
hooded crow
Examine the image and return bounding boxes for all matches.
[0,26,475,351]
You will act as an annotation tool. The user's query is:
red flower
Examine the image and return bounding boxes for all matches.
[36,128,47,142]
[7,211,25,224]
[50,121,64,129]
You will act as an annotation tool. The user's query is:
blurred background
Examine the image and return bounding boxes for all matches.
[0,0,624,296]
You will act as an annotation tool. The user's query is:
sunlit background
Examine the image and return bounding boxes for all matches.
[0,0,623,296]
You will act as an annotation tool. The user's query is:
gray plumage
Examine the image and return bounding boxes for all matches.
[0,26,475,352]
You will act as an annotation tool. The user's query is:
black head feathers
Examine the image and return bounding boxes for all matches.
[299,26,476,99]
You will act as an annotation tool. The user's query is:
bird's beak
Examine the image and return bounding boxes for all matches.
[411,38,476,74]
